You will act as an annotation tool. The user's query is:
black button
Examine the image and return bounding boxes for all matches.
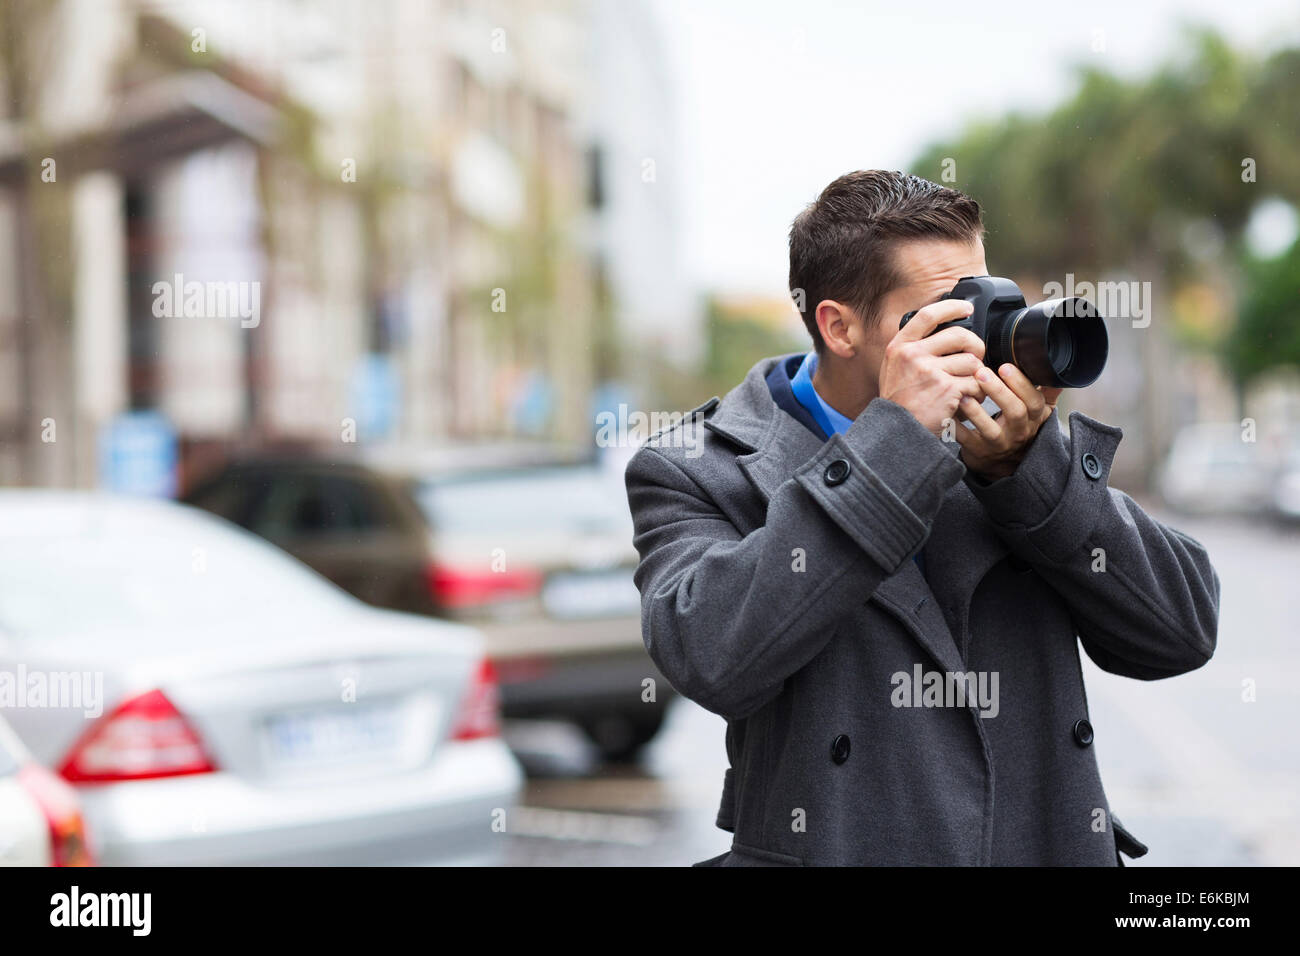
[830,734,851,764]
[824,459,851,486]
[1081,452,1102,480]
[1073,719,1094,747]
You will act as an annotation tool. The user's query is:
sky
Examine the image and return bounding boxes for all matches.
[647,0,1300,300]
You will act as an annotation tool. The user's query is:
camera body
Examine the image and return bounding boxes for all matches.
[898,275,1108,388]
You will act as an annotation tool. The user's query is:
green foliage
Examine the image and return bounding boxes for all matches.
[910,27,1300,385]
[701,299,805,396]
[1227,240,1300,382]
[644,298,805,412]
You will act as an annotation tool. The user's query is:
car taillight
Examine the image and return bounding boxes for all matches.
[18,763,94,866]
[427,562,543,610]
[450,659,501,741]
[58,689,217,784]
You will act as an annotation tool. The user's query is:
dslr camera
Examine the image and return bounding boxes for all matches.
[899,275,1108,388]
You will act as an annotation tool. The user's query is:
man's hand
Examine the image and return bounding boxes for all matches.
[955,363,1063,480]
[878,299,986,438]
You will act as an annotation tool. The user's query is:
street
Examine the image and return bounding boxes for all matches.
[501,504,1300,866]
[2,0,1298,889]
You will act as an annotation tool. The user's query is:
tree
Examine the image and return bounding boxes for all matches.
[0,0,75,486]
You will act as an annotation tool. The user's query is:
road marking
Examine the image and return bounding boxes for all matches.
[509,806,658,846]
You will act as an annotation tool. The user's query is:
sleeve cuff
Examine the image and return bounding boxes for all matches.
[794,397,966,573]
[967,409,1125,563]
[962,408,1072,527]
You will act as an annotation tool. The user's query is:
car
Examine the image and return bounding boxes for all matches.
[183,449,673,762]
[1158,423,1273,515]
[0,713,93,866]
[0,491,522,866]
[1269,441,1300,522]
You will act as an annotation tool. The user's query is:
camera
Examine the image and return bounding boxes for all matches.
[898,275,1108,388]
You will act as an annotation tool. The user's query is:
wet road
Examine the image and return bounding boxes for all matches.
[501,505,1300,866]
[501,701,731,867]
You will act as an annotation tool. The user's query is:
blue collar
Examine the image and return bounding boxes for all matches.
[790,351,854,437]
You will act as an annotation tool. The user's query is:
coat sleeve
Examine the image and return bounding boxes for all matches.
[624,398,966,719]
[963,408,1220,679]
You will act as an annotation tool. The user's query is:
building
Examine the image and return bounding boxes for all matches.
[0,0,684,491]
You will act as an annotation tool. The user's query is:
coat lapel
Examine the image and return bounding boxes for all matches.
[703,356,1010,673]
[924,481,1011,656]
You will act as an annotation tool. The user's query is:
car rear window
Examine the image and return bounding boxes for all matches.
[416,466,631,535]
[0,506,353,636]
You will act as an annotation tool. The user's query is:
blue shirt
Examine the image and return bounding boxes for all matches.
[782,351,927,579]
[790,351,854,437]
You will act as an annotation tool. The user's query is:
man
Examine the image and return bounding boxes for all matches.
[624,170,1220,866]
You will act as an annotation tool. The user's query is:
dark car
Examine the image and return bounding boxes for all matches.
[183,450,672,762]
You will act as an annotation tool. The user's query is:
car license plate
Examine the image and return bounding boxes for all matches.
[265,702,404,766]
[542,570,640,619]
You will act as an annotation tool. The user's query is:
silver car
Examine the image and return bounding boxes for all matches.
[1158,423,1273,515]
[0,491,521,866]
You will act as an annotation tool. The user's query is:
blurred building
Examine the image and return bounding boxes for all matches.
[581,0,700,369]
[0,0,696,491]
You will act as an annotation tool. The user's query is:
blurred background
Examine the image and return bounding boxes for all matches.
[0,0,1298,867]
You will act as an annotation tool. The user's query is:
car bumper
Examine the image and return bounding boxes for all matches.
[478,616,674,719]
[477,613,645,659]
[76,739,522,866]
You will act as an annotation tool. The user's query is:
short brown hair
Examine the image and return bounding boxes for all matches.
[788,170,984,350]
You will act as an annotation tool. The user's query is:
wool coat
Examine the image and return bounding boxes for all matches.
[624,354,1220,866]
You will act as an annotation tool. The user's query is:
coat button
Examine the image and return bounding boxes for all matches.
[1081,452,1102,480]
[824,459,851,486]
[830,734,851,764]
[1072,719,1094,747]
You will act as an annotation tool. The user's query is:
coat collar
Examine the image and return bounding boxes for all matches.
[705,355,1010,672]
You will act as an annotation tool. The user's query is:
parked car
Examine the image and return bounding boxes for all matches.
[0,491,521,866]
[184,449,673,762]
[1158,423,1273,515]
[1270,442,1300,522]
[0,714,93,866]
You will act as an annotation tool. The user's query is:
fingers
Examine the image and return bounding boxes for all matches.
[956,396,1002,442]
[956,365,1063,477]
[952,372,985,401]
[895,299,974,343]
[994,364,1046,419]
[917,326,987,361]
[973,365,1028,424]
[936,352,985,377]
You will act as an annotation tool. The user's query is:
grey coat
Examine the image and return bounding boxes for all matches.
[624,354,1220,866]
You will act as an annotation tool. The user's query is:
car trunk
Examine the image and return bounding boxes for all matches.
[7,607,480,786]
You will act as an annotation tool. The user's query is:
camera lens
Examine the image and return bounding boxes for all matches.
[1003,297,1107,388]
[1046,319,1073,371]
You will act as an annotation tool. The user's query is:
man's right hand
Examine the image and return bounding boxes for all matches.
[878,299,986,438]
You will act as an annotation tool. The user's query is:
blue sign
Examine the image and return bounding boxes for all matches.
[98,411,179,498]
[349,354,401,440]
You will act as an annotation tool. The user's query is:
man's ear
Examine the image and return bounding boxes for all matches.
[815,300,859,359]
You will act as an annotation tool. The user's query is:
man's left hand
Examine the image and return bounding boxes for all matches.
[955,364,1063,481]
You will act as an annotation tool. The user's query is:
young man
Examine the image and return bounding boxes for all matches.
[624,170,1220,866]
